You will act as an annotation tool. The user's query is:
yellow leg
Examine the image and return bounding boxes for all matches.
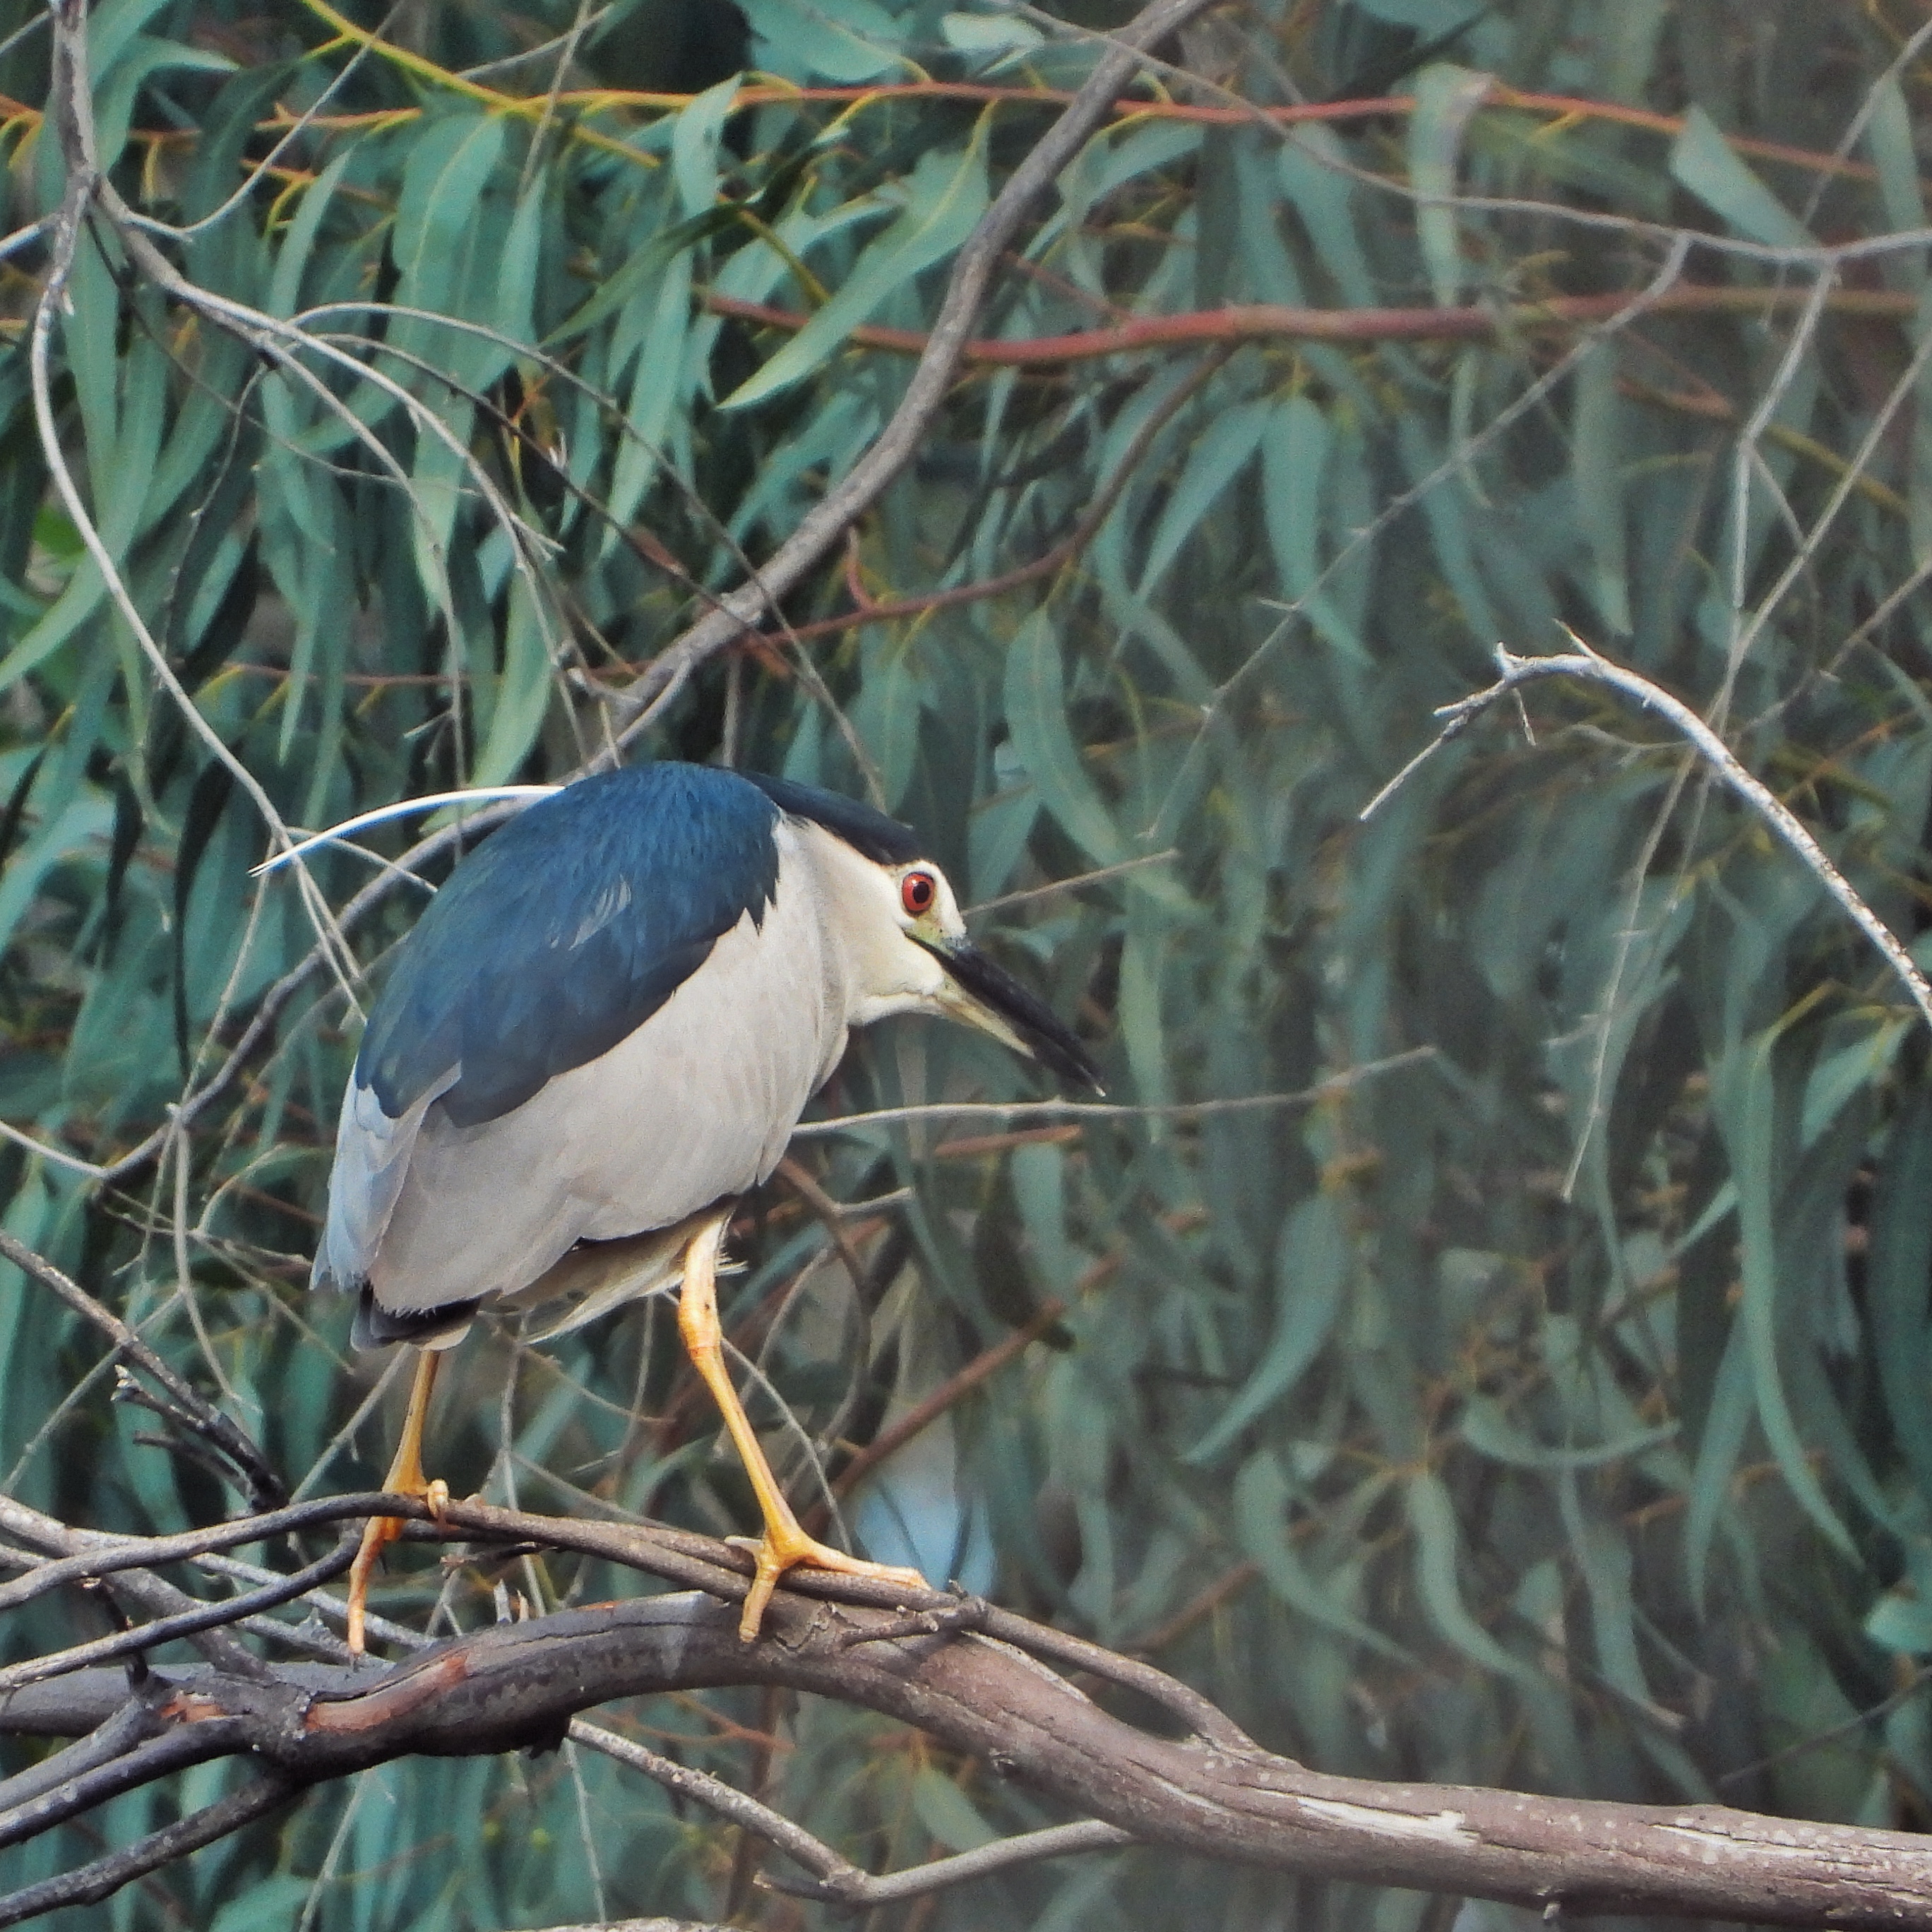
[678,1213,926,1640]
[346,1348,451,1654]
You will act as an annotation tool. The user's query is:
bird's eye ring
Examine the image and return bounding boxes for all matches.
[901,870,937,917]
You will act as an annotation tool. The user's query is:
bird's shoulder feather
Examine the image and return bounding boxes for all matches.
[358,764,785,1128]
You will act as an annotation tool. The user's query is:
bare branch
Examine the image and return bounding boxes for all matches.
[9,1586,1932,1928]
[0,1229,284,1510]
[1361,637,1932,1034]
[565,1718,871,1897]
[758,1818,1134,1906]
[0,1493,404,1612]
[0,1533,357,1694]
[790,1048,1438,1135]
[0,1773,299,1929]
[514,1921,734,1932]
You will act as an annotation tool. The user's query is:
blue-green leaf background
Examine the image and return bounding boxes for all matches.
[6,1,1932,1927]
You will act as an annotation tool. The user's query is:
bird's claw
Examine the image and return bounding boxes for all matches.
[728,1530,927,1642]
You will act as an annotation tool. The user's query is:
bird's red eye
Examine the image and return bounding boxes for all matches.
[901,870,936,917]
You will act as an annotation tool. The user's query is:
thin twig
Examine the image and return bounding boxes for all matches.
[0,1774,299,1928]
[758,1818,1135,1905]
[0,1229,283,1510]
[566,1719,870,1895]
[0,1720,244,1851]
[968,850,1179,916]
[791,1048,1436,1136]
[1361,636,1932,1034]
[0,1534,358,1693]
[0,1492,408,1613]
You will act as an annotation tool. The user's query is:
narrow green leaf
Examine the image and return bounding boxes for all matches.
[1188,1192,1347,1464]
[1408,64,1492,305]
[1670,105,1811,248]
[1460,1401,1676,1472]
[1572,342,1630,635]
[1871,1090,1932,1510]
[1136,399,1268,597]
[724,136,989,408]
[1865,76,1925,292]
[1264,395,1368,663]
[1405,1470,1541,1683]
[1233,1451,1411,1659]
[268,154,352,320]
[738,0,905,82]
[470,576,554,788]
[1001,612,1125,867]
[1715,1034,1855,1556]
[172,754,236,1077]
[672,77,740,220]
[910,1767,999,1853]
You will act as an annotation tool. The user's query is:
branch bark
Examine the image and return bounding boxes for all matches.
[698,282,1920,366]
[8,1577,1932,1930]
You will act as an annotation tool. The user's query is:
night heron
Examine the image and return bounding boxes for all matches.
[313,762,1102,1647]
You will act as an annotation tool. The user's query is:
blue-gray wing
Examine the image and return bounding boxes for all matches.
[314,764,785,1305]
[311,1070,453,1296]
[361,764,784,1128]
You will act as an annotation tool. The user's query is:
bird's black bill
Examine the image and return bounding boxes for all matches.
[931,941,1104,1092]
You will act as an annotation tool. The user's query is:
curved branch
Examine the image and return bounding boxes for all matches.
[1361,638,1932,1034]
[8,1587,1932,1929]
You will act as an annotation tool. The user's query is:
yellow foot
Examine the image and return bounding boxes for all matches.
[728,1525,926,1642]
[346,1477,450,1654]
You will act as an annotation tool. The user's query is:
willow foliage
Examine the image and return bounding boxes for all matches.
[4,0,1932,1926]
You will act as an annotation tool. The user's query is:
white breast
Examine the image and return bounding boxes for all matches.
[364,821,856,1313]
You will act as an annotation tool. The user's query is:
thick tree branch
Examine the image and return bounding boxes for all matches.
[8,1582,1932,1929]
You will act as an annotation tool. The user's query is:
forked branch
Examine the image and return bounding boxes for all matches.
[1361,632,1932,1033]
[5,1473,1932,1928]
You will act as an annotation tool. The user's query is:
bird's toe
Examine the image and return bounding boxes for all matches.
[727,1530,931,1640]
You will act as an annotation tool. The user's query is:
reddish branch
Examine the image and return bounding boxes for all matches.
[688,83,1886,186]
[703,284,1921,369]
[249,82,1888,189]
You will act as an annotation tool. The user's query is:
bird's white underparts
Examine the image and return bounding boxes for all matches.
[311,761,1100,1343]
